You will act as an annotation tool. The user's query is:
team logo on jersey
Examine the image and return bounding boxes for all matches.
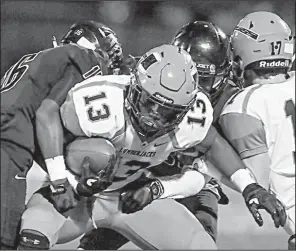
[154,142,167,147]
[119,147,156,157]
[258,59,290,68]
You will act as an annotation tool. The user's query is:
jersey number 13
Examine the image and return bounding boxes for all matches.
[84,92,111,122]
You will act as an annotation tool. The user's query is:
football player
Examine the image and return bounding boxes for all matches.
[18,44,286,250]
[77,21,233,250]
[0,20,122,249]
[219,11,295,250]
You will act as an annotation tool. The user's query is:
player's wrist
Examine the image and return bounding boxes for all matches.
[65,170,79,191]
[230,169,256,193]
[49,170,79,195]
[158,170,206,199]
[45,155,67,182]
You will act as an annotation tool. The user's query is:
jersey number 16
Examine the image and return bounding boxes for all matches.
[1,53,39,93]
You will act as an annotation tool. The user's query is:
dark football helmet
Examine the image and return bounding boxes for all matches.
[171,21,231,105]
[60,20,124,74]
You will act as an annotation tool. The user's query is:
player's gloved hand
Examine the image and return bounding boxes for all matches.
[76,157,113,197]
[242,183,287,228]
[48,178,80,214]
[120,174,164,214]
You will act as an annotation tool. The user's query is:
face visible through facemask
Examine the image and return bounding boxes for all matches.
[136,91,182,135]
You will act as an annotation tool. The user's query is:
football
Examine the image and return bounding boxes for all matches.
[65,137,117,176]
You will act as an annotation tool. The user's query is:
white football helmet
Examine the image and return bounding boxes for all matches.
[127,44,199,140]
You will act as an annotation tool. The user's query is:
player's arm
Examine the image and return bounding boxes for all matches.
[36,64,82,186]
[36,46,105,188]
[218,113,271,189]
[35,47,101,213]
[119,168,207,214]
[216,112,286,228]
[156,168,206,199]
[241,154,271,189]
[194,125,257,192]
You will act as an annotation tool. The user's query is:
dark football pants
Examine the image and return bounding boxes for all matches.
[179,189,219,242]
[1,146,29,249]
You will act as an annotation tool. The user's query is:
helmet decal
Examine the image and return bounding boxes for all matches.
[139,53,161,72]
[77,36,97,50]
[234,26,259,40]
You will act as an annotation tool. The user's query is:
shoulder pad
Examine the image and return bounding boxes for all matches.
[74,75,131,90]
[172,91,213,149]
[65,44,109,77]
[69,78,127,138]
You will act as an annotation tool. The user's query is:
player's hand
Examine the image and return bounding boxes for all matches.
[242,183,287,228]
[48,178,80,214]
[76,157,113,197]
[119,174,164,214]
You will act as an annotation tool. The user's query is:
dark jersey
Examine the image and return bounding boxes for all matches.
[1,44,107,111]
[212,80,240,125]
[1,44,108,166]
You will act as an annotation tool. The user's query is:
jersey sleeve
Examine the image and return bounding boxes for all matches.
[46,63,83,106]
[44,45,108,106]
[219,112,268,159]
[212,83,240,124]
[60,75,129,139]
[172,91,213,149]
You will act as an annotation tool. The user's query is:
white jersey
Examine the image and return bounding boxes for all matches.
[220,72,295,208]
[61,75,213,189]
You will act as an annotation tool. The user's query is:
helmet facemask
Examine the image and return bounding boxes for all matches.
[127,75,195,140]
[126,44,198,142]
[196,60,231,105]
[100,32,124,74]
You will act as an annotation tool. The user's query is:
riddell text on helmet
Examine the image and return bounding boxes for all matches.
[259,59,290,68]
